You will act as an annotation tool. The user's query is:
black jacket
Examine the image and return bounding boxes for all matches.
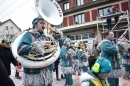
[0,45,18,75]
[0,60,15,86]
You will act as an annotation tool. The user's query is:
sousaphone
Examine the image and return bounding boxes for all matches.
[12,0,63,68]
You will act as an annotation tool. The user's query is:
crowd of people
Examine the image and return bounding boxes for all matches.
[0,12,130,86]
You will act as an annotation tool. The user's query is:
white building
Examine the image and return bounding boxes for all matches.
[0,19,22,43]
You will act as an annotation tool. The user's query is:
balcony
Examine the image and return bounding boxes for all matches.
[63,0,120,15]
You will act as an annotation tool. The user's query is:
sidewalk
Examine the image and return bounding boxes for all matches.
[10,65,130,86]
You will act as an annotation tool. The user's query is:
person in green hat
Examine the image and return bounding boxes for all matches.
[80,57,112,86]
[0,38,21,79]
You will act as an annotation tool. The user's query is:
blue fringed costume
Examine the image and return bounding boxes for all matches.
[100,39,123,86]
[18,17,63,86]
[60,37,75,86]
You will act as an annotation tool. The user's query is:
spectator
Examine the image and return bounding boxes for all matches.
[0,38,21,79]
[0,60,15,86]
[106,7,112,30]
[112,6,120,29]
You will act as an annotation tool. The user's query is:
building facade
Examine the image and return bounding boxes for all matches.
[56,0,129,44]
[0,19,22,43]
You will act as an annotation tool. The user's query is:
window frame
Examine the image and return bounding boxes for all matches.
[74,13,85,24]
[55,23,63,28]
[63,2,69,10]
[98,6,112,17]
[76,0,84,6]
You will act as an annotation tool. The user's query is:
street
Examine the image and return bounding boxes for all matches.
[10,65,130,86]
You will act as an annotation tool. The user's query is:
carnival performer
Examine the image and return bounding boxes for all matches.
[17,17,63,86]
[117,37,130,79]
[60,37,76,86]
[98,30,123,86]
[76,41,88,72]
[80,57,112,86]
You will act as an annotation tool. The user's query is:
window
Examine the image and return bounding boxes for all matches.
[68,32,95,42]
[74,13,85,24]
[82,34,88,39]
[89,33,95,38]
[98,6,112,17]
[77,0,84,6]
[10,27,13,31]
[55,23,63,28]
[63,2,69,10]
[5,26,8,30]
[75,35,81,40]
[69,35,75,40]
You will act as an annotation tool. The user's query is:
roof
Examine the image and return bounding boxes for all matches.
[0,19,22,32]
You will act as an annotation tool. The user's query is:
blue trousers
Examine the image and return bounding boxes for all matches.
[82,66,88,72]
[106,18,112,30]
[48,84,52,86]
[64,74,73,85]
[107,78,119,86]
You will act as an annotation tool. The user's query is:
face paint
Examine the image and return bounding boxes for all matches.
[37,24,42,30]
[108,36,113,41]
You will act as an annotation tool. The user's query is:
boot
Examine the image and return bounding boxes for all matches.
[56,74,61,81]
[15,70,21,79]
[15,75,21,79]
[61,74,65,79]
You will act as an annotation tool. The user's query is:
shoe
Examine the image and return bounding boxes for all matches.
[56,77,61,81]
[78,74,81,76]
[61,75,65,79]
[73,73,76,75]
[15,76,21,79]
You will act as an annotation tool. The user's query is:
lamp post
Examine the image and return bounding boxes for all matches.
[128,0,130,39]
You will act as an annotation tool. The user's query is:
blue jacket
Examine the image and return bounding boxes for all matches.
[101,40,120,69]
[59,46,73,67]
[18,32,54,74]
[76,50,87,63]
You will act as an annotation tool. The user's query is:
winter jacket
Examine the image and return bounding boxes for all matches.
[80,71,109,86]
[0,45,17,75]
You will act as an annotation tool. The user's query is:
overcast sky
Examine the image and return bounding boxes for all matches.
[0,0,38,31]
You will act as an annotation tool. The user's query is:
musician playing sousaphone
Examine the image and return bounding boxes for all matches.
[17,17,63,86]
[76,41,89,72]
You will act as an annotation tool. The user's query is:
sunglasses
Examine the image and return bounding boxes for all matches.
[5,42,11,44]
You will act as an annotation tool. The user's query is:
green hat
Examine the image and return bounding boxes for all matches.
[97,58,112,73]
[2,38,11,43]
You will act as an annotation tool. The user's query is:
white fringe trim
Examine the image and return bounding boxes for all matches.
[108,69,125,78]
[122,59,130,65]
